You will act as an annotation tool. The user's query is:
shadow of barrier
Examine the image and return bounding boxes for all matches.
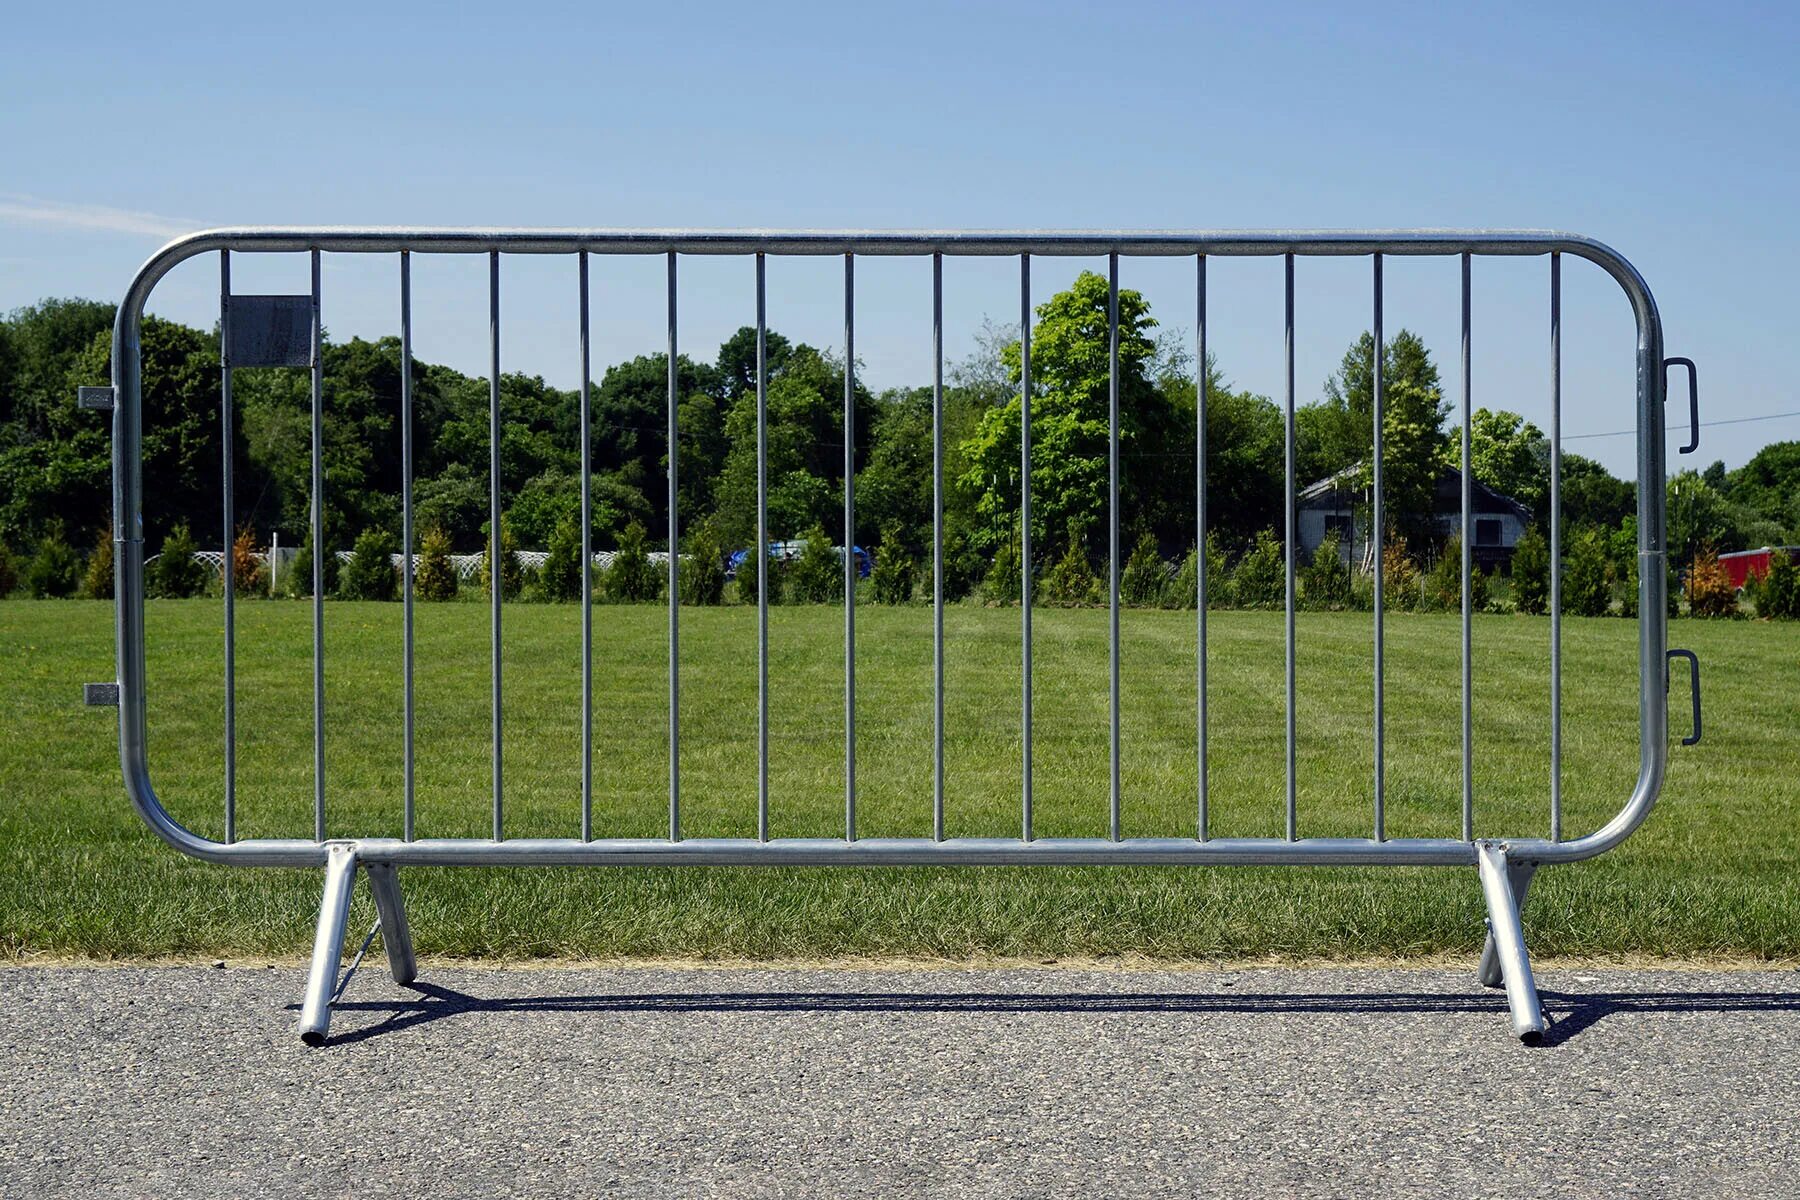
[299,980,1800,1050]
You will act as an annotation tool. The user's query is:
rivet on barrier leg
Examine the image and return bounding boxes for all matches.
[365,862,417,986]
[297,843,359,1047]
[1475,841,1546,1045]
[1478,861,1536,988]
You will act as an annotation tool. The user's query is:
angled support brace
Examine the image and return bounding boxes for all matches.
[365,862,417,986]
[1477,860,1536,988]
[297,843,359,1046]
[1475,841,1545,1045]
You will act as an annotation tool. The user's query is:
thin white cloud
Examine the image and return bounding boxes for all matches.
[0,193,203,238]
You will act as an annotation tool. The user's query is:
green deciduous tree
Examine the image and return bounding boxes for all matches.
[1300,330,1451,550]
[1468,409,1548,515]
[961,272,1175,558]
[1726,441,1800,536]
[0,300,118,545]
[1667,470,1737,562]
[1560,454,1636,531]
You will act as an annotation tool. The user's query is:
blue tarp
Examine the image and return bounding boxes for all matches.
[726,542,871,580]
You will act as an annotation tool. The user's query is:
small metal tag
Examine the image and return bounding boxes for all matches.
[226,295,313,368]
[84,682,120,707]
[77,386,115,411]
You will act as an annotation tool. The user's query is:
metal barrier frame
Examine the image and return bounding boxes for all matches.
[98,229,1700,1046]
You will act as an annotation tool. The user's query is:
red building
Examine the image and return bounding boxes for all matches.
[1719,547,1800,590]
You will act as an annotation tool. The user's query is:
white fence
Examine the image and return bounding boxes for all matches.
[156,547,670,587]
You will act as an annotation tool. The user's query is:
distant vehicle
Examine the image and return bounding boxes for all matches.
[1719,546,1800,590]
[726,541,871,580]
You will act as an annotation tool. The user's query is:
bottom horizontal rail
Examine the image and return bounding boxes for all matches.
[191,834,1510,869]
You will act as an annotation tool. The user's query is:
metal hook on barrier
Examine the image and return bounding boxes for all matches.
[1666,648,1701,746]
[1664,357,1699,454]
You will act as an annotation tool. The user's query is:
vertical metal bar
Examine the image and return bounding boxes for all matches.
[1283,253,1296,842]
[756,254,769,843]
[843,252,856,842]
[219,251,235,844]
[489,250,503,842]
[310,248,325,844]
[1107,252,1122,842]
[1372,253,1385,842]
[1020,254,1034,842]
[400,252,416,842]
[1195,255,1208,842]
[932,253,945,842]
[579,252,593,842]
[667,251,680,841]
[1549,252,1563,842]
[1460,252,1473,843]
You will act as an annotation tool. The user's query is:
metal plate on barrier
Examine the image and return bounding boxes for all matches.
[226,295,312,367]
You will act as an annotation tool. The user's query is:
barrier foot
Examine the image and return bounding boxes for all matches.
[1475,841,1545,1046]
[365,863,417,986]
[297,843,359,1047]
[1477,861,1536,988]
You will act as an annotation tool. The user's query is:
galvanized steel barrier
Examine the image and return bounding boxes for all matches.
[91,228,1704,1046]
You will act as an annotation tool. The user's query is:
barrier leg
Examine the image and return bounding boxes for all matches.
[297,843,359,1047]
[365,862,417,986]
[1475,841,1545,1045]
[1477,861,1536,988]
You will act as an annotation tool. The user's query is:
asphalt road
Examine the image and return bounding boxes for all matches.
[2,964,1797,1198]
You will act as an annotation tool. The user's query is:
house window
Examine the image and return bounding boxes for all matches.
[1324,513,1353,541]
[1476,518,1502,547]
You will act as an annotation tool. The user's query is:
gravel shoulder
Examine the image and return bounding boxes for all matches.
[2,964,1797,1198]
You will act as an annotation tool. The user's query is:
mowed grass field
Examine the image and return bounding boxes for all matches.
[2,597,1795,962]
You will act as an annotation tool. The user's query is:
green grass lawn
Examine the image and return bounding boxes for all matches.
[2,597,1795,962]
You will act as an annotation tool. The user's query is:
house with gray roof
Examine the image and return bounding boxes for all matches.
[1296,465,1533,572]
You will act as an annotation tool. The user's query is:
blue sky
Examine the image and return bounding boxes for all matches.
[4,0,1796,479]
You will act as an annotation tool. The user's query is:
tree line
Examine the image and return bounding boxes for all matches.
[3,277,1797,616]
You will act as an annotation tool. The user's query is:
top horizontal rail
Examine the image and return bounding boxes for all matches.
[138,226,1649,266]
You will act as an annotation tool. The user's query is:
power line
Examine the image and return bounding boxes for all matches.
[1563,408,1800,442]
